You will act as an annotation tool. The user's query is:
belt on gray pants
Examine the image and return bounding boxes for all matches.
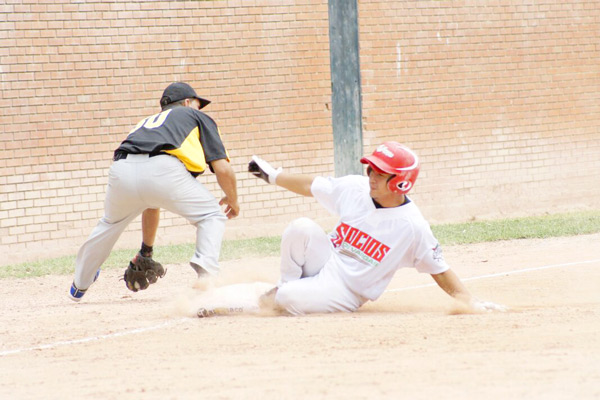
[113,151,162,161]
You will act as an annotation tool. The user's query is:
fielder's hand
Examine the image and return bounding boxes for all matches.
[470,299,508,313]
[248,155,282,184]
[219,196,240,219]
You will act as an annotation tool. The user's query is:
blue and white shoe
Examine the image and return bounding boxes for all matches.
[68,269,100,302]
[68,282,87,302]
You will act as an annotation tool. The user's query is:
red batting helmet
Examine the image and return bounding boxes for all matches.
[360,142,420,194]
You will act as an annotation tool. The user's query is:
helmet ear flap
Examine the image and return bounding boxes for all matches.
[387,176,413,194]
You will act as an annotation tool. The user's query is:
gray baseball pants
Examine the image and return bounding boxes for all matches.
[73,154,226,290]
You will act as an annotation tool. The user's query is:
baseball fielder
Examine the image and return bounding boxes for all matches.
[249,142,506,315]
[69,82,238,301]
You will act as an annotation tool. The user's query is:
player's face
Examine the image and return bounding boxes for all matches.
[186,98,202,110]
[367,166,394,199]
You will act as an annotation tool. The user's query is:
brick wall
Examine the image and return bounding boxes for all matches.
[1,0,599,265]
[358,0,600,222]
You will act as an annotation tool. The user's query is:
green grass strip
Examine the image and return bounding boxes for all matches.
[1,210,599,279]
[432,210,600,245]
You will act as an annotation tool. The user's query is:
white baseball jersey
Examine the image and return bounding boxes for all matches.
[311,175,449,301]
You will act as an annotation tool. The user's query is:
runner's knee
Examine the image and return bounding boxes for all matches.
[283,217,320,239]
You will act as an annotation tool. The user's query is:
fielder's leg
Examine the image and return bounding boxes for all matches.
[125,208,165,288]
[72,212,141,297]
[70,158,146,301]
[142,155,227,277]
[141,208,160,251]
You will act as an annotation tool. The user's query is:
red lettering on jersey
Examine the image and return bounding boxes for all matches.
[362,237,379,257]
[346,227,359,244]
[351,231,369,248]
[331,223,348,247]
[372,244,390,262]
[330,222,390,264]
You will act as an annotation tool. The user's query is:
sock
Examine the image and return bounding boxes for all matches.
[140,242,153,258]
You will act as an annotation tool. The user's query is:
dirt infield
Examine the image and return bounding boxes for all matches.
[1,233,599,400]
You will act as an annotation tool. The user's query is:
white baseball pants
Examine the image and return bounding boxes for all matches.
[275,218,367,315]
[73,154,226,290]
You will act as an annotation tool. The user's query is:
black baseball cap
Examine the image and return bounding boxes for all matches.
[159,82,211,109]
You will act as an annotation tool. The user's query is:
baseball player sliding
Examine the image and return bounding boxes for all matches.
[249,142,506,315]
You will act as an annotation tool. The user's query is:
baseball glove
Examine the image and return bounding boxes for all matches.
[123,252,166,292]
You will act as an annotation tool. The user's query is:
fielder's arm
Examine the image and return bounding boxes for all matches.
[141,208,160,247]
[211,158,239,219]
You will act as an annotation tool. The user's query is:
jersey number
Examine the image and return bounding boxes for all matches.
[129,109,172,134]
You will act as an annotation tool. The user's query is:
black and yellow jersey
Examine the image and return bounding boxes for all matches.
[115,107,229,176]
